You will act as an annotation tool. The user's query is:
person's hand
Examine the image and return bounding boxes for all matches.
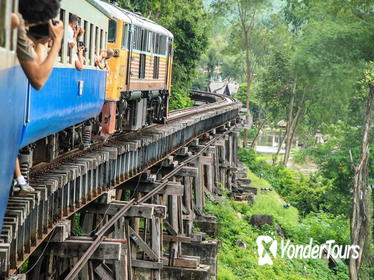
[78,47,85,55]
[78,27,85,36]
[49,19,64,42]
[11,13,20,30]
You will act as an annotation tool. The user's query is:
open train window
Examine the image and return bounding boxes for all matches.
[139,54,146,79]
[83,20,88,65]
[133,26,142,51]
[89,23,94,65]
[159,36,167,55]
[0,0,6,48]
[153,56,160,79]
[58,9,65,62]
[108,19,116,43]
[95,26,99,58]
[141,29,148,52]
[100,29,103,50]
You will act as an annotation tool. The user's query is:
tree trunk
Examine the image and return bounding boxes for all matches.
[238,3,255,149]
[251,117,267,149]
[242,54,253,148]
[274,80,296,165]
[283,86,305,166]
[283,105,304,166]
[273,132,286,165]
[349,85,374,280]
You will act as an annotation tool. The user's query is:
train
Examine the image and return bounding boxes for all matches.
[0,0,174,230]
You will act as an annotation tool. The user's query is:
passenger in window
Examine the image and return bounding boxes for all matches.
[14,0,64,90]
[95,48,114,70]
[67,14,85,70]
[11,0,63,195]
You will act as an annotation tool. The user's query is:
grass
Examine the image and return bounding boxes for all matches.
[247,170,299,227]
[206,170,349,280]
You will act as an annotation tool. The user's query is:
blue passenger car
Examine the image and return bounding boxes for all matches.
[0,0,29,229]
[0,0,110,229]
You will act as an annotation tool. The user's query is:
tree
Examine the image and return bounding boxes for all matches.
[350,63,373,280]
[284,1,374,278]
[212,0,270,147]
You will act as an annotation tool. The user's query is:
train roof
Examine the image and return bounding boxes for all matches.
[95,0,173,39]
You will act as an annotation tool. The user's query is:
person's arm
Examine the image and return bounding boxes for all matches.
[67,25,76,49]
[74,48,84,71]
[19,20,64,90]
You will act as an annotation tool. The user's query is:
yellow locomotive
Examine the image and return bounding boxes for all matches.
[98,1,174,135]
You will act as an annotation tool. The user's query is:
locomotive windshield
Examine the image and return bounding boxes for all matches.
[108,19,116,43]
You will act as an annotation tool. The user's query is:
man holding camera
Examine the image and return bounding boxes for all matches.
[67,14,85,70]
[15,0,64,90]
[10,0,63,194]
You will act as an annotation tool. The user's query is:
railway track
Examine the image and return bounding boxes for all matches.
[0,91,242,280]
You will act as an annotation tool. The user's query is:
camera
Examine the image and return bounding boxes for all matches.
[27,23,50,40]
[78,41,87,52]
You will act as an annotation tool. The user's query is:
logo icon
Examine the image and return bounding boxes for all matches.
[256,236,278,265]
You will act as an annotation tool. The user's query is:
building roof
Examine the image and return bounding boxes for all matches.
[209,81,239,96]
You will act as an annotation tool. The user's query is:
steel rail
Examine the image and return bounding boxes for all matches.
[64,125,234,280]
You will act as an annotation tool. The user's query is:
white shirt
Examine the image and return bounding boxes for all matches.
[67,25,75,44]
[67,25,78,62]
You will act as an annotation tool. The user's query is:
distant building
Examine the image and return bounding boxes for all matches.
[209,81,239,96]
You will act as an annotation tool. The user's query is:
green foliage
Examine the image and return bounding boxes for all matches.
[168,88,194,111]
[71,213,85,236]
[238,148,351,216]
[206,194,349,280]
[286,212,350,246]
[206,154,350,279]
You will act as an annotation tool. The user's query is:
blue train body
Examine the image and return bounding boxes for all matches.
[0,66,106,230]
[20,67,106,148]
[0,66,28,230]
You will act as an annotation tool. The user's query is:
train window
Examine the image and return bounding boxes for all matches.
[154,33,159,54]
[83,20,88,65]
[0,0,6,48]
[121,24,127,49]
[100,29,103,50]
[58,9,65,62]
[153,56,160,79]
[147,31,153,53]
[133,26,142,51]
[95,26,99,58]
[108,19,116,43]
[89,23,94,65]
[126,25,132,49]
[159,36,167,55]
[139,54,146,79]
[141,29,148,52]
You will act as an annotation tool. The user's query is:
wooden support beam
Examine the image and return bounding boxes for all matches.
[123,182,184,196]
[128,226,159,261]
[94,263,115,280]
[163,220,177,236]
[51,220,71,242]
[84,202,167,219]
[163,255,200,269]
[176,167,198,177]
[42,238,125,260]
[131,259,163,269]
[0,243,10,277]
